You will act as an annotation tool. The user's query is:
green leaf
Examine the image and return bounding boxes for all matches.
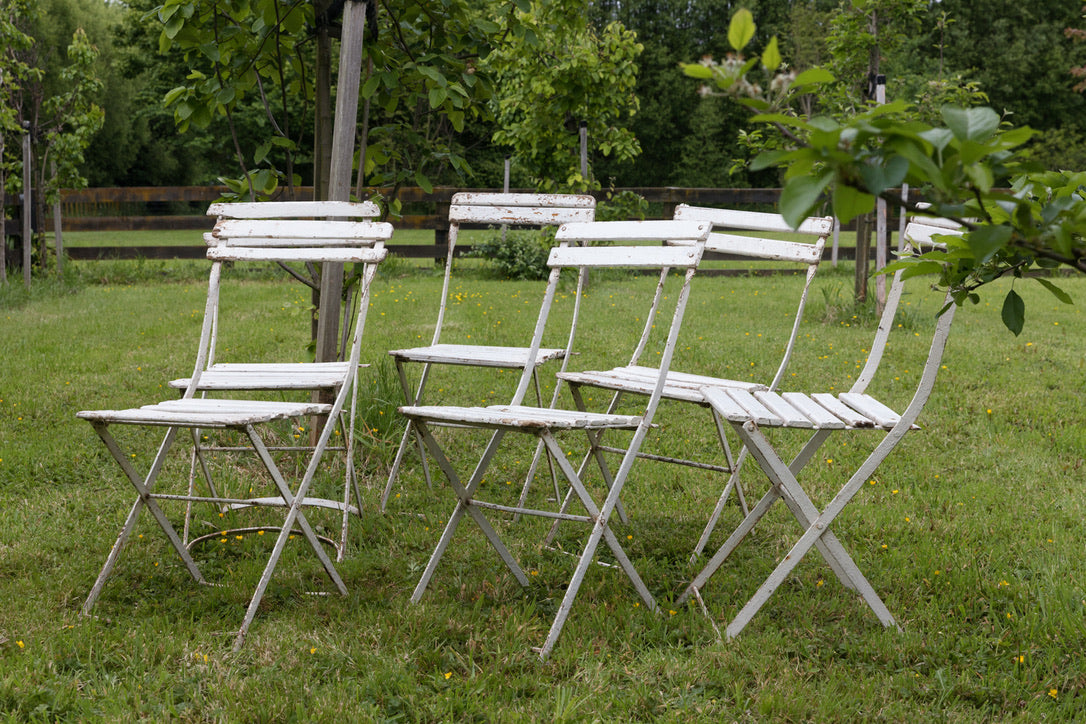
[780,171,832,228]
[791,67,834,88]
[415,170,433,194]
[163,86,187,106]
[428,86,448,109]
[680,63,713,80]
[1035,277,1074,305]
[1001,289,1025,336]
[859,155,909,195]
[832,182,875,224]
[762,37,781,72]
[728,8,756,52]
[966,225,1012,264]
[942,106,1000,142]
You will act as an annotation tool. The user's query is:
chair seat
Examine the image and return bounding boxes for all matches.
[399,403,643,432]
[702,387,918,431]
[169,362,355,390]
[560,365,766,403]
[389,343,566,368]
[78,398,332,428]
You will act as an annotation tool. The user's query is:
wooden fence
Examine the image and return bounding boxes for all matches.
[3,185,895,262]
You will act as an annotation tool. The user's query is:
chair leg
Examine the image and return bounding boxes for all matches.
[536,433,654,661]
[408,423,530,604]
[83,424,208,615]
[234,425,349,652]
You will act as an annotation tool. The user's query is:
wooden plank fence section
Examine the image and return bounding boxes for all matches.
[4,185,904,263]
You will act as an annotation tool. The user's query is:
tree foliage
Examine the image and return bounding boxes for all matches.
[484,1,643,192]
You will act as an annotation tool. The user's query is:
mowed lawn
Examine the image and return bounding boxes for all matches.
[0,256,1084,721]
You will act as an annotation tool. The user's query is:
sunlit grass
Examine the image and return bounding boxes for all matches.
[0,264,1083,720]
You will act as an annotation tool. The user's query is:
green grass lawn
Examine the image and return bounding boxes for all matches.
[0,259,1084,721]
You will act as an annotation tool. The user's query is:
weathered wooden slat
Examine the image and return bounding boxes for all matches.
[674,205,833,236]
[753,390,815,428]
[207,246,387,263]
[702,233,824,264]
[451,192,596,209]
[448,205,594,226]
[390,343,566,367]
[810,393,875,427]
[838,393,902,429]
[554,219,710,246]
[399,404,642,431]
[207,200,380,219]
[780,392,847,429]
[211,219,392,243]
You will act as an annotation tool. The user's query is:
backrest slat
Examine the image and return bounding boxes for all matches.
[209,219,393,246]
[448,205,595,226]
[207,200,381,219]
[208,246,388,263]
[674,204,833,236]
[555,219,711,245]
[451,192,596,209]
[702,232,824,264]
[549,245,702,270]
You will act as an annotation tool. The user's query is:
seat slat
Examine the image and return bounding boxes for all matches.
[720,389,781,426]
[780,392,847,429]
[673,205,833,236]
[839,393,901,429]
[810,393,876,427]
[400,404,642,431]
[753,391,815,428]
[78,399,332,428]
[390,343,566,368]
[699,386,757,423]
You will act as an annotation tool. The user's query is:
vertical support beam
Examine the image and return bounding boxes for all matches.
[579,121,588,180]
[22,123,31,290]
[873,74,888,313]
[315,0,367,365]
[52,161,63,277]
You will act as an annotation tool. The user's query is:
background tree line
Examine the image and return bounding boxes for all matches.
[2,0,1085,198]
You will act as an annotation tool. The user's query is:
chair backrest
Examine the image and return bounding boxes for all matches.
[510,220,710,400]
[846,218,965,437]
[429,192,596,348]
[852,218,965,397]
[669,204,832,389]
[187,202,392,399]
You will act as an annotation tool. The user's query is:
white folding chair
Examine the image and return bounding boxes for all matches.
[77,207,391,651]
[677,219,964,638]
[553,205,831,555]
[168,201,383,561]
[399,219,711,660]
[381,192,596,511]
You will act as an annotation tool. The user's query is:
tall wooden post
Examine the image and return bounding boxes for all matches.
[315,0,367,366]
[22,123,31,290]
[873,74,888,313]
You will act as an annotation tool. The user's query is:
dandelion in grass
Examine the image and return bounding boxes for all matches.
[1049,688,1058,699]
[998,580,1010,588]
[16,641,24,649]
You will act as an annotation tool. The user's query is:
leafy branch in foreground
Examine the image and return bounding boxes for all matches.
[682,8,1086,335]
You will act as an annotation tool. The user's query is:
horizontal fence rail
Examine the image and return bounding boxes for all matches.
[3,186,909,263]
